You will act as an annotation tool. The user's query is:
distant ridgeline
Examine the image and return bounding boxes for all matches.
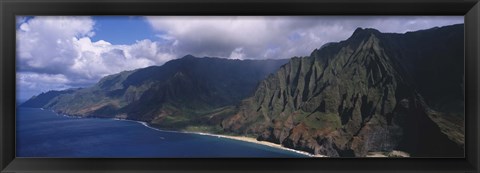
[21,24,465,157]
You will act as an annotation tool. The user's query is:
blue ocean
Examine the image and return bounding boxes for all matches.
[16,107,307,158]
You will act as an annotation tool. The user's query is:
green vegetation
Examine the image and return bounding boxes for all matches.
[21,24,465,157]
[221,24,465,157]
[302,112,341,130]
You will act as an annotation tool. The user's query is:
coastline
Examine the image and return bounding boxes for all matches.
[48,109,322,157]
[188,132,327,157]
[117,118,326,157]
[42,108,409,158]
[41,108,320,157]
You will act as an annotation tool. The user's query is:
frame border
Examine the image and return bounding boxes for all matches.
[1,0,479,172]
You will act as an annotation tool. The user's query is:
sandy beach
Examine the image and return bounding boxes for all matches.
[109,118,325,157]
[190,132,327,157]
[71,115,412,158]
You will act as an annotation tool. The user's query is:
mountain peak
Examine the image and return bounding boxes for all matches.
[349,27,381,41]
[181,54,196,59]
[353,27,381,35]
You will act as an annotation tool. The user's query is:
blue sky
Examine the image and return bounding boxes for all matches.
[16,16,463,101]
[90,16,156,45]
[16,16,156,44]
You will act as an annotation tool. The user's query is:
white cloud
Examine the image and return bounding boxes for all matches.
[229,47,246,60]
[69,37,160,80]
[17,72,72,101]
[146,16,285,59]
[17,16,463,100]
[127,39,177,64]
[146,16,463,60]
[17,16,178,100]
[16,16,92,74]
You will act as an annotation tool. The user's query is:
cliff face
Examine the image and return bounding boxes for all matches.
[21,24,464,157]
[221,24,464,157]
[21,56,288,130]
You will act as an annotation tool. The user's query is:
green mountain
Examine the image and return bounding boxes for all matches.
[220,24,464,157]
[20,89,80,108]
[21,24,464,157]
[21,56,289,131]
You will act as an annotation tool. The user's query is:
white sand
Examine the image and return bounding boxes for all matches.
[191,132,327,157]
[58,112,410,158]
[51,110,323,157]
[115,119,326,157]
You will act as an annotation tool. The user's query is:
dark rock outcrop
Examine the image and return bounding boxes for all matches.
[221,24,464,157]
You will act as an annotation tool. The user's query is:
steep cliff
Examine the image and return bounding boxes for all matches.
[21,24,464,157]
[221,24,464,157]
[21,56,288,131]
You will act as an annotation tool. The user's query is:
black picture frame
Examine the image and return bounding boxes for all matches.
[1,0,479,172]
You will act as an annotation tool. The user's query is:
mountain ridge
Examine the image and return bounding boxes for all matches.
[21,24,464,157]
[21,56,289,131]
[219,24,464,157]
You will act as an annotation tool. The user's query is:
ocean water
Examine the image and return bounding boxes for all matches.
[16,107,307,158]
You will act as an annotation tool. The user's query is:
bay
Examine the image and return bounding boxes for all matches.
[16,107,307,158]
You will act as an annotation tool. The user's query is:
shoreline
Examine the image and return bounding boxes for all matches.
[47,111,324,157]
[40,108,409,157]
[188,132,326,157]
[113,118,326,157]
